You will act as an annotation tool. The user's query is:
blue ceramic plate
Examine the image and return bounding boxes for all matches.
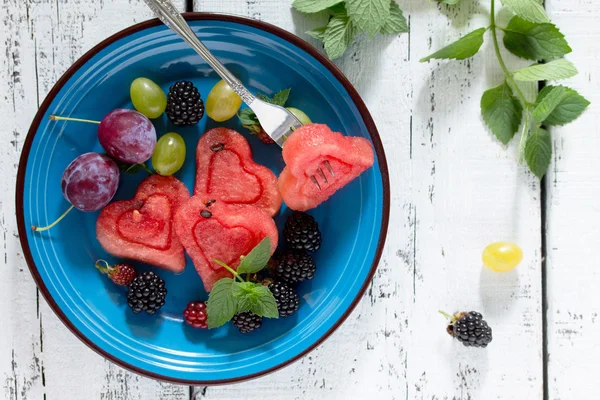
[17,14,389,384]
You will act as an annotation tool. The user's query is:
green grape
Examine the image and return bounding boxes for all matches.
[206,80,242,122]
[286,107,312,125]
[151,132,186,176]
[130,78,167,119]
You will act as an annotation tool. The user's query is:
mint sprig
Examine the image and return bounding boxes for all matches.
[293,0,407,60]
[420,0,589,178]
[206,237,278,329]
[237,88,291,134]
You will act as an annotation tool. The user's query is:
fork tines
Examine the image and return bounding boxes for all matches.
[311,161,334,190]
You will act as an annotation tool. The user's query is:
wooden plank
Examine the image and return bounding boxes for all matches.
[0,0,189,399]
[192,1,543,398]
[544,1,599,399]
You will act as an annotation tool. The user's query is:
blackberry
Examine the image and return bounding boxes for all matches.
[274,250,316,283]
[444,311,493,348]
[232,312,262,334]
[166,81,204,126]
[183,302,208,329]
[126,271,167,315]
[284,212,321,252]
[268,282,300,318]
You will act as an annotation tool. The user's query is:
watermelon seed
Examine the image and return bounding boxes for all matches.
[210,143,225,152]
[200,209,212,218]
[205,199,216,207]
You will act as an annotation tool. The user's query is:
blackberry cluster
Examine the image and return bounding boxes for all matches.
[126,271,167,315]
[232,312,262,334]
[284,212,321,252]
[448,311,493,348]
[274,250,316,283]
[268,282,300,318]
[166,81,204,126]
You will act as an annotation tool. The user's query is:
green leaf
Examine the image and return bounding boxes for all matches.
[501,0,549,24]
[420,28,487,62]
[237,237,272,275]
[532,85,566,123]
[323,12,357,59]
[247,286,279,318]
[536,86,590,125]
[380,2,408,35]
[292,0,343,13]
[257,93,272,103]
[503,16,572,61]
[231,282,279,318]
[481,82,524,145]
[272,88,291,107]
[237,108,259,126]
[346,0,391,36]
[513,59,578,81]
[524,127,552,178]
[206,278,237,329]
[306,26,328,41]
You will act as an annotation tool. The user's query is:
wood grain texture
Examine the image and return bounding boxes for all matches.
[0,1,188,399]
[191,1,543,398]
[545,1,599,399]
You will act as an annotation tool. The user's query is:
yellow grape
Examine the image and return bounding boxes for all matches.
[206,80,242,122]
[482,242,523,272]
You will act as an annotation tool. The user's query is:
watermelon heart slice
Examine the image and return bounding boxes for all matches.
[174,194,278,292]
[195,128,282,216]
[278,124,375,211]
[96,175,190,273]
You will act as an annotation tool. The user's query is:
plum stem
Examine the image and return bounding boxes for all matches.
[50,115,101,124]
[31,205,75,232]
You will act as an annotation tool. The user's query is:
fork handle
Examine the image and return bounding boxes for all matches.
[143,0,255,104]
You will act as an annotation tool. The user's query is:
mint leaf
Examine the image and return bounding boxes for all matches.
[247,285,279,318]
[513,59,578,81]
[346,0,391,36]
[532,85,566,123]
[237,108,259,126]
[306,26,327,41]
[293,0,343,13]
[272,88,291,107]
[232,282,279,318]
[257,93,272,103]
[481,82,523,145]
[237,237,272,275]
[206,278,237,329]
[380,1,408,35]
[420,28,487,62]
[324,12,357,59]
[536,86,590,125]
[503,16,572,61]
[501,0,549,24]
[524,127,552,178]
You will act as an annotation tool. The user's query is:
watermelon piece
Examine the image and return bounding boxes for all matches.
[174,193,278,292]
[96,175,190,273]
[278,124,375,211]
[195,128,282,216]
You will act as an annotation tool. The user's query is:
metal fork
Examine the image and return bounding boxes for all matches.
[143,0,331,189]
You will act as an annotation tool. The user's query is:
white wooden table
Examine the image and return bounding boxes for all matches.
[1,0,597,398]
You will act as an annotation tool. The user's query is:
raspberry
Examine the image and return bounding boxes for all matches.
[256,128,275,144]
[95,260,136,286]
[183,302,208,329]
[443,311,493,348]
[166,81,204,126]
[284,212,321,252]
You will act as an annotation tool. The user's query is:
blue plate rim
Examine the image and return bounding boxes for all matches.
[16,12,390,385]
